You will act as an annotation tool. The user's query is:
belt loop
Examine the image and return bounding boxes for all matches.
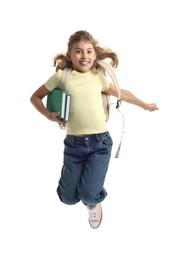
[101,131,108,141]
[96,134,102,142]
[71,135,75,145]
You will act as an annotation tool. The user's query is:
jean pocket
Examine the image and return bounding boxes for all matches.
[102,136,113,147]
[64,136,74,147]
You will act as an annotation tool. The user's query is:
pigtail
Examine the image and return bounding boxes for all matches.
[95,46,118,67]
[53,53,71,71]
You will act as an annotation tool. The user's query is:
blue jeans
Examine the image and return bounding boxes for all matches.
[57,131,113,207]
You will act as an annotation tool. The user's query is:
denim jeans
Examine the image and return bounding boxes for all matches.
[57,131,113,207]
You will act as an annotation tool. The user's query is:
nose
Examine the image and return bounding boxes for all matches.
[81,51,87,58]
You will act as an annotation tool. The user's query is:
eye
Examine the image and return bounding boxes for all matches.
[75,50,82,54]
[87,50,93,54]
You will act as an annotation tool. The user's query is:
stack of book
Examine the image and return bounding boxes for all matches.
[46,88,71,121]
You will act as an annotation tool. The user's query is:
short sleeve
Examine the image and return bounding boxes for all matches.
[44,70,62,92]
[98,74,111,92]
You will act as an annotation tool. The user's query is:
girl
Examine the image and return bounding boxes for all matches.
[30,30,158,229]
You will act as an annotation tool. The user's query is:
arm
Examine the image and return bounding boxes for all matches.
[104,83,159,111]
[30,85,65,125]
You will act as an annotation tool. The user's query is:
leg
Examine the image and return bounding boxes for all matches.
[78,132,113,207]
[57,135,85,205]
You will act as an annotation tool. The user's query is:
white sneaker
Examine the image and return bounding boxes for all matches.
[87,203,102,229]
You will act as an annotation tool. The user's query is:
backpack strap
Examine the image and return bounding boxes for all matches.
[59,67,72,90]
[97,60,121,106]
[97,60,125,158]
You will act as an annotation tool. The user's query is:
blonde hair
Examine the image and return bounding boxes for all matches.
[53,30,118,72]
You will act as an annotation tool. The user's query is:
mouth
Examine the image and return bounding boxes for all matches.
[79,61,90,65]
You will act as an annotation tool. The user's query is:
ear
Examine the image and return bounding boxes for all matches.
[66,52,71,61]
[93,51,97,62]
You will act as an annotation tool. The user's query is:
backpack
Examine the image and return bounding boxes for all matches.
[59,60,125,158]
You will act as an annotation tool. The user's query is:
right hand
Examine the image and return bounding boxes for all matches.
[47,111,66,126]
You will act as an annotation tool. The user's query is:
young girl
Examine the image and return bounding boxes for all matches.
[30,30,159,229]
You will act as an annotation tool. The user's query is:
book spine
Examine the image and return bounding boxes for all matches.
[64,95,71,121]
[61,92,66,119]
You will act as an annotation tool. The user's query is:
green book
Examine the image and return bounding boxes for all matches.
[46,88,71,121]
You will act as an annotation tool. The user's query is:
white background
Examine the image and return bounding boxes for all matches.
[0,0,183,259]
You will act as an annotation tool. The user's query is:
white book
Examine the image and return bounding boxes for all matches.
[61,92,66,119]
[64,95,71,121]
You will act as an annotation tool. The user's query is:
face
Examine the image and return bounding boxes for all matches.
[68,40,96,72]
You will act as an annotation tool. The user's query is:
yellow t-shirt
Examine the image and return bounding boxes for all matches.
[45,69,110,135]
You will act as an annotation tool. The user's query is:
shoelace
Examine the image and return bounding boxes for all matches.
[88,207,99,222]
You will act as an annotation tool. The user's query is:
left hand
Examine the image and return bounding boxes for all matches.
[145,103,159,111]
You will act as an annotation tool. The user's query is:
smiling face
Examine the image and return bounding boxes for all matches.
[68,40,96,72]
